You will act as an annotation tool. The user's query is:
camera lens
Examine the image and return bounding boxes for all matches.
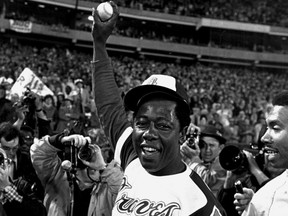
[219,145,248,174]
[78,143,95,162]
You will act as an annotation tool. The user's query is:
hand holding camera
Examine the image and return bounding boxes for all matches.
[61,134,90,148]
[78,144,106,171]
[60,134,106,171]
[180,124,201,165]
[185,123,201,149]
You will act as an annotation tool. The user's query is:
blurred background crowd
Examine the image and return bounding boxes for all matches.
[1,34,287,148]
[2,0,288,54]
[3,0,288,27]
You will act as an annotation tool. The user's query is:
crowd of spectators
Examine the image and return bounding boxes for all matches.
[2,0,288,55]
[82,0,288,27]
[1,36,288,149]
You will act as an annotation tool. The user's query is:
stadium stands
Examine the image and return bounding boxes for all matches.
[1,0,288,145]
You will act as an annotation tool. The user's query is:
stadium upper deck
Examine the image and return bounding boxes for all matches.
[1,0,288,69]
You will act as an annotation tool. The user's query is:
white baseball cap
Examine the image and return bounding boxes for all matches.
[124,74,190,114]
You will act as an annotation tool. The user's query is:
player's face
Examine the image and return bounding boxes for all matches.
[132,99,183,176]
[261,105,288,169]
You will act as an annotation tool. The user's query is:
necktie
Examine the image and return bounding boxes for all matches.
[8,160,16,180]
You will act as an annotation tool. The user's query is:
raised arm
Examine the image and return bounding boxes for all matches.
[90,2,131,150]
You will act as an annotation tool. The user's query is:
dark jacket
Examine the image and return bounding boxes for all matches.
[0,98,16,124]
[3,176,46,216]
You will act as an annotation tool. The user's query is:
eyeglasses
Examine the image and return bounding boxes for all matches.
[1,145,19,152]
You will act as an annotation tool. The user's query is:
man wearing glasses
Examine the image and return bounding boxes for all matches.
[0,122,43,189]
[0,144,46,216]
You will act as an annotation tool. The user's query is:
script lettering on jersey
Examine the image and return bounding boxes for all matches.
[115,176,181,215]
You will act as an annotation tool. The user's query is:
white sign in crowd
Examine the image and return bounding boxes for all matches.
[10,67,54,98]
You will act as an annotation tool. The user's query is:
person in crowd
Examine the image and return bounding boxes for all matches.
[234,90,288,216]
[0,145,46,216]
[19,125,36,155]
[90,2,226,215]
[54,92,65,133]
[73,79,91,114]
[0,122,44,200]
[54,97,80,134]
[42,94,57,131]
[0,84,16,124]
[30,132,123,216]
[181,124,227,197]
[232,150,286,215]
[63,85,74,100]
[56,92,65,110]
[216,122,273,216]
[218,148,268,216]
[13,90,52,138]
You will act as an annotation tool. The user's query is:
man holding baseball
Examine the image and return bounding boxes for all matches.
[90,1,227,215]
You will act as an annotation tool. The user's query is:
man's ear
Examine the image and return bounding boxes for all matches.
[219,143,225,150]
[179,126,188,145]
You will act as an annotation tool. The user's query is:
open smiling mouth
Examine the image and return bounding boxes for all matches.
[142,147,159,155]
[263,147,279,155]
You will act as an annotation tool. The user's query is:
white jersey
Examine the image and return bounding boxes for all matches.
[92,59,227,216]
[113,159,224,216]
[242,170,288,216]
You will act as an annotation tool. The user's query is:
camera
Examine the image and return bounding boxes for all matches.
[13,88,36,111]
[219,145,250,175]
[21,88,36,108]
[219,144,265,175]
[185,129,200,149]
[78,142,96,162]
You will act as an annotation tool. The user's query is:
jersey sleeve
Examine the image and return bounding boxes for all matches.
[91,59,135,169]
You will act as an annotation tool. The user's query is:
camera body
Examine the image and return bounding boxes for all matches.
[21,88,36,109]
[219,145,250,174]
[78,143,95,162]
[185,129,200,149]
[219,144,264,175]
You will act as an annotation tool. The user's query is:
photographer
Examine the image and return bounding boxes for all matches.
[181,124,227,197]
[13,88,53,138]
[0,147,46,216]
[217,146,268,216]
[0,84,16,124]
[30,132,123,216]
[0,121,44,202]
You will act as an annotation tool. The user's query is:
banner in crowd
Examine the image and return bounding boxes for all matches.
[200,18,270,33]
[11,68,54,97]
[9,19,32,33]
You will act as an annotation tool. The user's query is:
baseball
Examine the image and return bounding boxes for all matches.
[96,2,113,22]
